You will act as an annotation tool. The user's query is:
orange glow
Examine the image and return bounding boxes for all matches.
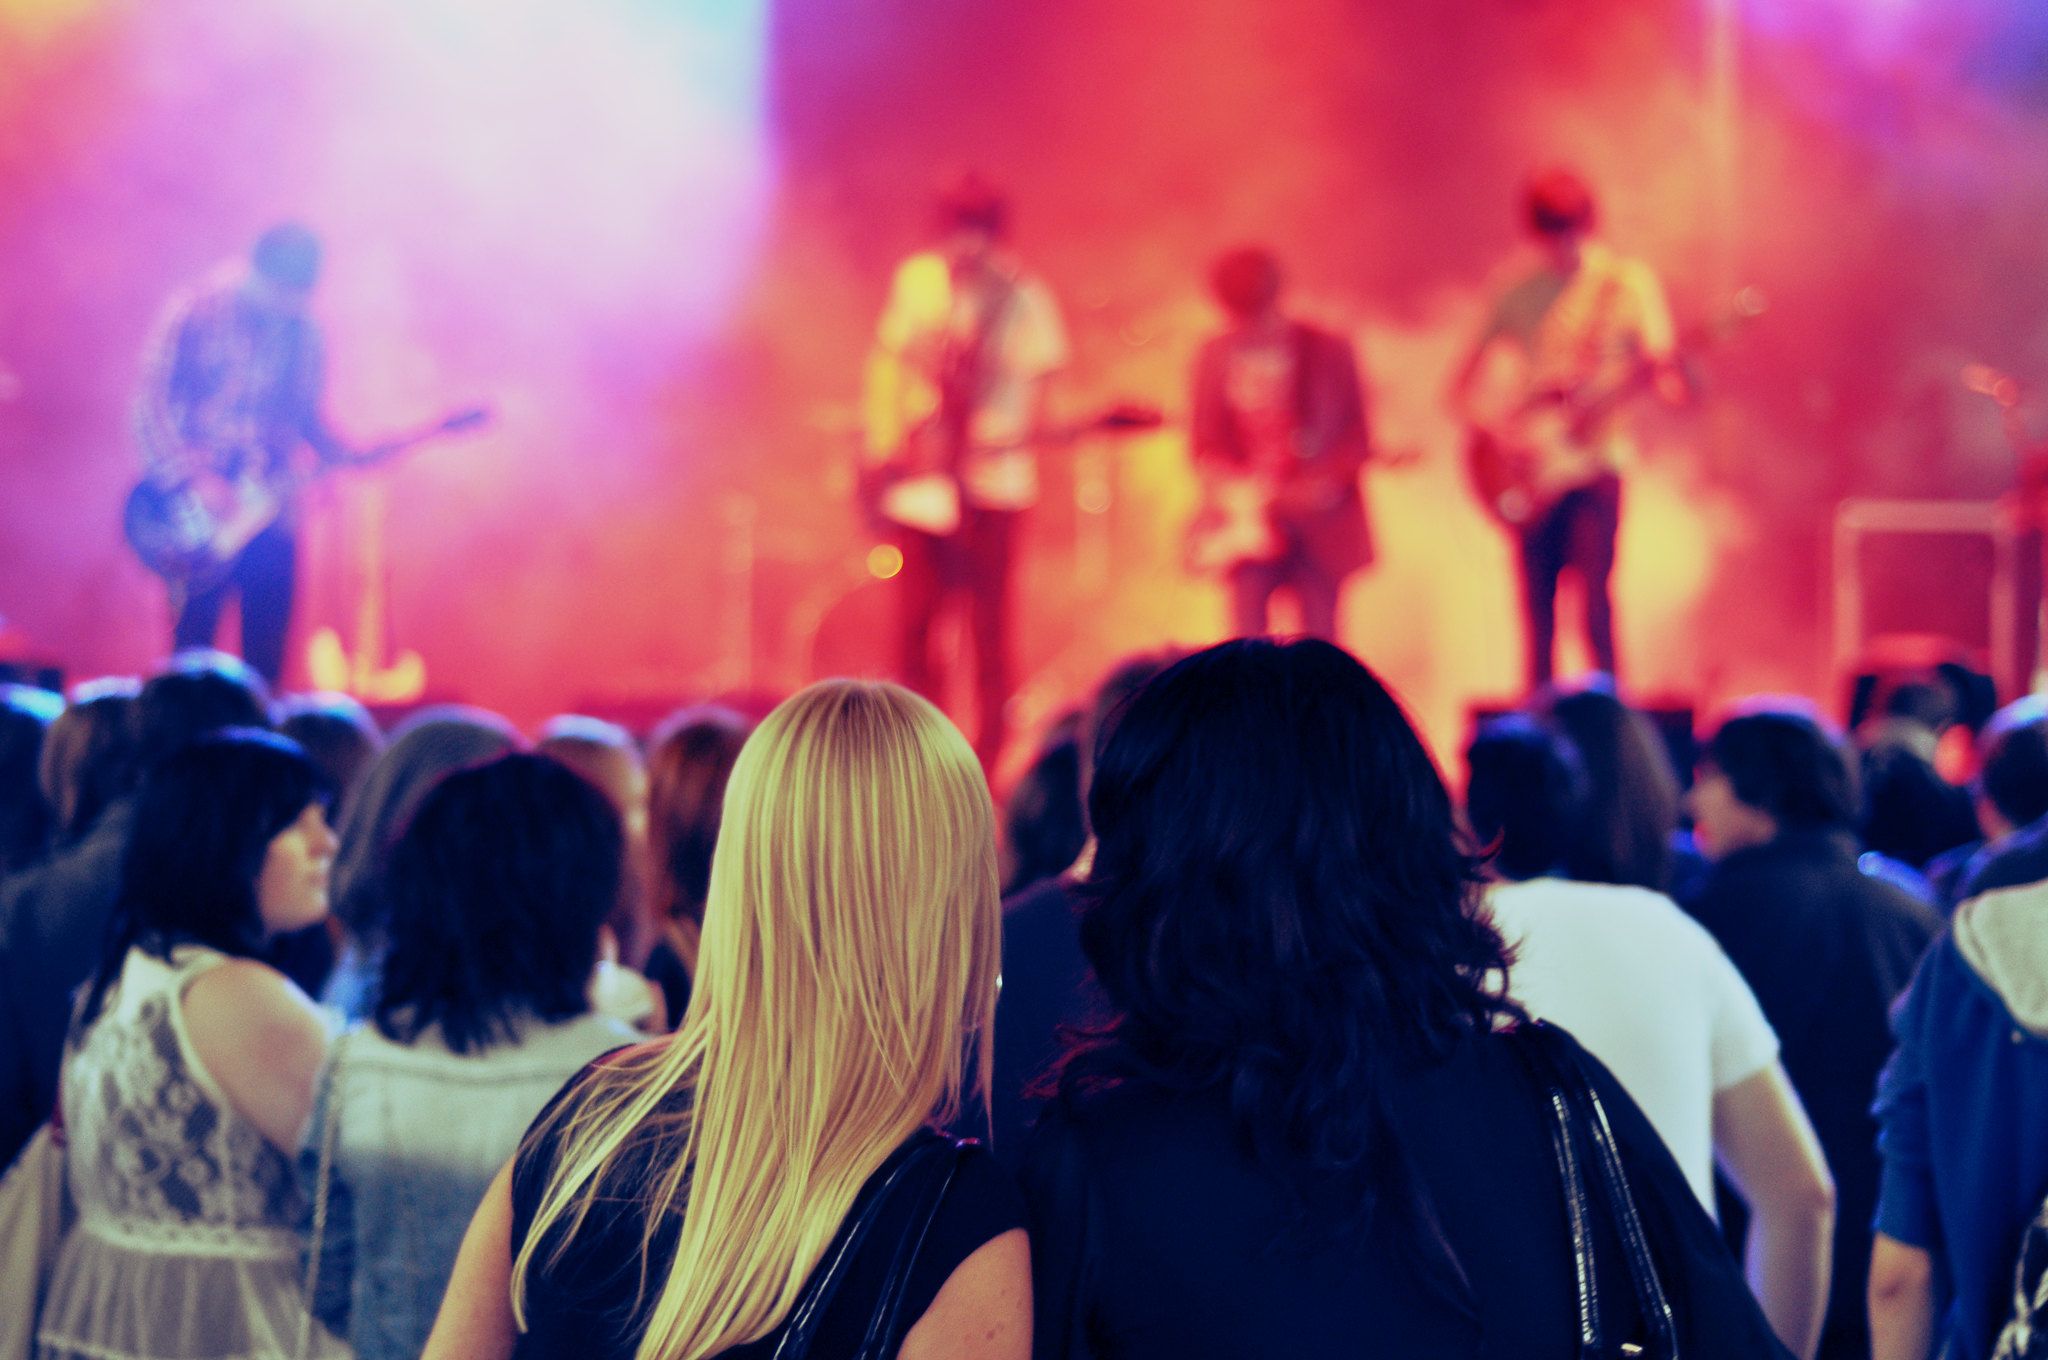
[0,0,93,41]
[866,543,905,580]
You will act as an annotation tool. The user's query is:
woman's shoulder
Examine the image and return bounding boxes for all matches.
[510,1041,678,1201]
[184,954,328,1049]
[920,1135,1026,1248]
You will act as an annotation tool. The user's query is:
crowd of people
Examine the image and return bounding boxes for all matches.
[2,640,2047,1360]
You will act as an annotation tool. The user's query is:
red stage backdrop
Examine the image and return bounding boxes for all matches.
[2,0,2045,761]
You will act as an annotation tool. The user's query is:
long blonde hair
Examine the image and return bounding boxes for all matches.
[511,680,999,1360]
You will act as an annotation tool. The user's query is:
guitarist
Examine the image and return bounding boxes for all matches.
[1189,246,1374,642]
[1449,168,1687,691]
[134,223,362,686]
[862,177,1069,766]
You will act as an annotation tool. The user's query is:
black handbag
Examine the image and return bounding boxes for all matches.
[1509,1021,1680,1360]
[773,1133,972,1360]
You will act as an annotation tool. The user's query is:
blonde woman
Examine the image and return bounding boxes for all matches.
[425,680,1028,1360]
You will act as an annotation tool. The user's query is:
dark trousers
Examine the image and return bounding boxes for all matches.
[1227,546,1342,641]
[1517,474,1621,691]
[898,507,1017,766]
[172,519,296,686]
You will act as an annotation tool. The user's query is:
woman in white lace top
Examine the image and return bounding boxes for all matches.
[39,728,346,1360]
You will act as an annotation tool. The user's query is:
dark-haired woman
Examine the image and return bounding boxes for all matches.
[1023,639,1791,1359]
[322,705,520,1021]
[307,754,636,1360]
[1534,683,1699,895]
[38,729,347,1360]
[0,682,60,876]
[639,705,750,1024]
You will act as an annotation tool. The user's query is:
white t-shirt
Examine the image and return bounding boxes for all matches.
[1479,242,1676,470]
[1486,877,1780,1213]
[865,251,1069,510]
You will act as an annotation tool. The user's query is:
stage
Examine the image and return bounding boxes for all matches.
[2,0,2045,765]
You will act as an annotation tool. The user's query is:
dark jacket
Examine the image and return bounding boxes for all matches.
[1859,742,1979,871]
[1189,320,1374,579]
[0,798,135,1172]
[990,873,1105,1170]
[1682,830,1939,1360]
[1875,884,2048,1360]
[1021,1027,1789,1359]
[1959,814,2048,900]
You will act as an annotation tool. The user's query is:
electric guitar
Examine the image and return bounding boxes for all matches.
[860,404,1163,538]
[124,406,492,589]
[1464,293,1764,528]
[1184,461,1356,576]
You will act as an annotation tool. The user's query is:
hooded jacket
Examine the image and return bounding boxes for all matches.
[1874,884,2048,1360]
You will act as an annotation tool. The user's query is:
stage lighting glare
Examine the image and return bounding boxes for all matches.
[867,544,905,580]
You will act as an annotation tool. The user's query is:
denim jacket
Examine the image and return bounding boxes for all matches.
[301,1011,636,1360]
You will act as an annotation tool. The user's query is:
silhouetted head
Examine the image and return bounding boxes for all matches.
[1692,708,1857,859]
[934,174,1009,271]
[1465,715,1589,883]
[1524,167,1596,269]
[1209,246,1284,325]
[250,222,323,298]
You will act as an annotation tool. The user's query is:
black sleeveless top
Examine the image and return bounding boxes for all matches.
[508,1062,1024,1359]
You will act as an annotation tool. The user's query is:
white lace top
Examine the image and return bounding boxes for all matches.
[38,944,346,1360]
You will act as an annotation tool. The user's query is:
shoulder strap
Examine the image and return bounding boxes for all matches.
[856,1141,968,1357]
[1508,1021,1679,1360]
[937,274,1022,471]
[773,1134,968,1360]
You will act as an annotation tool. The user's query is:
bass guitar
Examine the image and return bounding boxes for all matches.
[124,406,491,589]
[860,403,1162,538]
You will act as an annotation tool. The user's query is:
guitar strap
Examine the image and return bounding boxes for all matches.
[936,271,1020,481]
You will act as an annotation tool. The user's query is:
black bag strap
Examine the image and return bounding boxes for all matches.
[773,1133,971,1360]
[1509,1021,1679,1360]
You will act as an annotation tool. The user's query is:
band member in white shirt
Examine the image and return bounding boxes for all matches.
[862,178,1069,766]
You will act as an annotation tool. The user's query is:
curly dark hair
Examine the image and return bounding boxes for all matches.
[1059,638,1519,1236]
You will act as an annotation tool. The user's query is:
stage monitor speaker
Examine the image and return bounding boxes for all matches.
[1831,499,2036,702]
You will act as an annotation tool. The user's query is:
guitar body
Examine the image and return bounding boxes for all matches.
[858,416,964,538]
[122,472,274,591]
[861,404,1162,542]
[124,405,492,588]
[1185,474,1283,575]
[1466,291,1765,530]
[1183,456,1373,578]
[1467,394,1615,530]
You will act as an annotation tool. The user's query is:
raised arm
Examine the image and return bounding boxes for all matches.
[291,326,355,466]
[1629,261,1687,407]
[863,254,946,467]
